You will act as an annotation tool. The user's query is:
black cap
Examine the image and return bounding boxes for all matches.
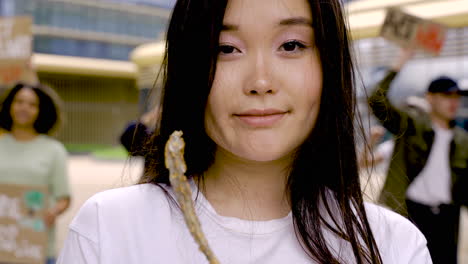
[427,76,468,95]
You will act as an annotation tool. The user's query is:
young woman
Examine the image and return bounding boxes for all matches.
[0,83,71,264]
[58,0,431,263]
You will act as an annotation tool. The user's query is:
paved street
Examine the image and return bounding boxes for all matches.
[55,155,468,262]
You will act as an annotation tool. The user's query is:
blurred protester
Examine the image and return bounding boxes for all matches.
[358,125,394,201]
[0,83,71,264]
[120,105,159,177]
[359,126,386,169]
[360,96,429,171]
[372,138,394,174]
[369,48,468,264]
[120,105,159,156]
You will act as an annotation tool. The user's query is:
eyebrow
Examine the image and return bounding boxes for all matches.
[222,17,313,31]
[222,24,238,31]
[279,17,313,27]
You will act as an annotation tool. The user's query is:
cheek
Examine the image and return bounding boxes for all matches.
[294,62,323,117]
[302,82,322,135]
[10,104,20,118]
[204,81,232,143]
[10,104,16,115]
[436,101,452,115]
[437,99,450,112]
[32,107,39,119]
[204,105,217,140]
[305,78,322,110]
[206,64,244,122]
[451,99,460,109]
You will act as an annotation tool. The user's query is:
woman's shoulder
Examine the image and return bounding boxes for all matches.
[364,202,431,262]
[75,184,172,217]
[364,202,413,227]
[87,184,170,207]
[0,132,8,141]
[364,202,424,240]
[69,184,174,243]
[37,135,67,152]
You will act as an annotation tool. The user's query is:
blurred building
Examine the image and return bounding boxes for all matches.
[0,0,171,60]
[0,0,172,146]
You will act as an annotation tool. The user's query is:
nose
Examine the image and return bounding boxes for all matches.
[243,54,276,96]
[247,79,274,95]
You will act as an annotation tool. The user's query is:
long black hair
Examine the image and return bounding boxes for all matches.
[143,0,382,263]
[0,82,61,134]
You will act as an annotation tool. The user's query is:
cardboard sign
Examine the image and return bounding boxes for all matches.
[0,62,27,85]
[0,184,48,264]
[0,16,33,86]
[380,8,446,55]
[0,16,32,60]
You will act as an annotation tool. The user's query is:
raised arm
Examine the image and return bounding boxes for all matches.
[45,142,71,228]
[368,48,415,136]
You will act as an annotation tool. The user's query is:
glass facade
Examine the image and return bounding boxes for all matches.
[99,0,176,9]
[34,36,136,60]
[0,0,170,60]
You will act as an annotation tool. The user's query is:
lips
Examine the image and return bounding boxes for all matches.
[15,112,32,120]
[234,109,288,127]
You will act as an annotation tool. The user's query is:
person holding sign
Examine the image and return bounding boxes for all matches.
[58,0,431,263]
[368,48,468,264]
[0,83,71,264]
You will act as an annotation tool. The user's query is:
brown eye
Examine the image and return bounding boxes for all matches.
[219,45,238,54]
[280,41,306,52]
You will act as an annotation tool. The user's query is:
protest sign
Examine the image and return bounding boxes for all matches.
[0,16,34,86]
[380,8,446,55]
[0,184,48,264]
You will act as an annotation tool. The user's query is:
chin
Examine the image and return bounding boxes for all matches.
[243,135,307,162]
[235,145,294,163]
[15,122,33,127]
[444,114,457,121]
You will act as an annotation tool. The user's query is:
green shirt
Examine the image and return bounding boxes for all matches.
[0,133,70,257]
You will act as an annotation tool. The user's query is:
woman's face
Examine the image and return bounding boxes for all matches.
[205,0,322,162]
[10,87,39,129]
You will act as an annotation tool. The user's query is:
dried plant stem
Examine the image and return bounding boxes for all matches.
[165,131,220,264]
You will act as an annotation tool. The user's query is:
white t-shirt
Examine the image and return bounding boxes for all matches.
[0,134,70,257]
[57,183,432,264]
[406,125,453,206]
